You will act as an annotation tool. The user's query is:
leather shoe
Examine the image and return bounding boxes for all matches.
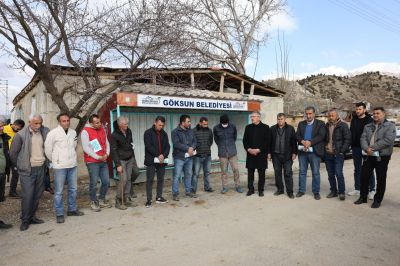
[354,197,367,205]
[0,221,12,229]
[326,191,338,198]
[258,191,264,197]
[20,222,29,231]
[371,201,381,208]
[296,192,304,198]
[287,193,295,199]
[273,191,284,196]
[246,191,254,196]
[56,216,65,224]
[314,193,321,200]
[67,210,84,216]
[30,217,44,224]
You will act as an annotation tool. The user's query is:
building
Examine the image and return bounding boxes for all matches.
[11,66,285,179]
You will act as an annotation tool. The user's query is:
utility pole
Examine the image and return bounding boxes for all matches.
[0,80,9,115]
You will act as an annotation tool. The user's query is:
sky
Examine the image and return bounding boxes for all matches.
[1,0,400,114]
[254,0,400,80]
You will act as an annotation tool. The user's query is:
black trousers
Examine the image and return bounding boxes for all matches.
[0,173,5,201]
[146,164,165,201]
[360,156,389,203]
[247,168,266,192]
[272,154,294,194]
[9,165,19,194]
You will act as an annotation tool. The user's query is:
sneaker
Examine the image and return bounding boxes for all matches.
[368,191,376,200]
[221,188,229,194]
[347,190,360,196]
[172,194,180,201]
[90,201,101,212]
[313,193,321,200]
[56,216,65,224]
[99,199,112,208]
[67,210,84,216]
[204,188,214,192]
[326,191,338,198]
[145,200,152,208]
[235,186,244,193]
[296,192,305,198]
[156,197,168,204]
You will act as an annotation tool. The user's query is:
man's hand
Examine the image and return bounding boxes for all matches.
[303,140,311,148]
[159,154,164,163]
[117,166,123,174]
[367,147,374,156]
[188,147,194,156]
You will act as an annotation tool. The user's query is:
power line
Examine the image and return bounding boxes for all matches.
[328,0,400,35]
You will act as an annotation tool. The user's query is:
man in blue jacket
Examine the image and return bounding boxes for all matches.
[295,107,326,200]
[171,115,197,201]
[213,114,243,194]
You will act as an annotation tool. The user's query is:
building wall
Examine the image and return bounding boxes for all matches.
[256,95,284,126]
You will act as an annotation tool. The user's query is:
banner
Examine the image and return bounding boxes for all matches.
[136,94,248,111]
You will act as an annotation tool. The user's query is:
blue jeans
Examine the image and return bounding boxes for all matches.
[298,152,321,194]
[352,147,375,191]
[191,155,212,192]
[324,154,345,194]
[172,157,193,195]
[86,162,110,201]
[54,167,77,216]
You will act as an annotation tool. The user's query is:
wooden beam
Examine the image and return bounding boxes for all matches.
[250,84,255,95]
[190,73,195,88]
[240,80,244,94]
[219,73,225,93]
[152,74,156,84]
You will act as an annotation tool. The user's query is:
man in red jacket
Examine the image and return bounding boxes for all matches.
[81,114,111,211]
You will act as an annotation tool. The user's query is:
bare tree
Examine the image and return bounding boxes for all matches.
[0,0,188,132]
[181,0,286,74]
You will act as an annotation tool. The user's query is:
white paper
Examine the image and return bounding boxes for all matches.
[90,139,102,153]
[362,150,380,157]
[185,150,197,158]
[154,157,169,164]
[131,142,135,150]
[298,145,313,153]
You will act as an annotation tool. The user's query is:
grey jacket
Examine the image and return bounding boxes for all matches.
[10,126,50,176]
[360,120,396,157]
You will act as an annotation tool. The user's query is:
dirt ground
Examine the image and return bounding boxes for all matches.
[1,149,400,266]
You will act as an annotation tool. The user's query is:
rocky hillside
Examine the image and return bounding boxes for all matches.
[265,72,400,115]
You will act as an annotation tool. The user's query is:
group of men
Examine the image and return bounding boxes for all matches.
[0,101,396,231]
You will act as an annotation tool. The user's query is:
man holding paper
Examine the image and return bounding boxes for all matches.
[295,106,327,200]
[144,116,170,208]
[81,114,111,211]
[171,114,197,201]
[354,107,396,208]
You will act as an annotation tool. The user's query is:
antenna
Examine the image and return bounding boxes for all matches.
[0,79,9,115]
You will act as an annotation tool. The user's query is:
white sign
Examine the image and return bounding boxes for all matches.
[137,94,248,111]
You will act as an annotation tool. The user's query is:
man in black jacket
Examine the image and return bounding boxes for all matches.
[348,102,375,199]
[296,106,327,200]
[243,111,270,197]
[0,117,12,229]
[191,117,214,195]
[144,116,170,208]
[268,113,297,198]
[324,109,351,201]
[110,116,139,210]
